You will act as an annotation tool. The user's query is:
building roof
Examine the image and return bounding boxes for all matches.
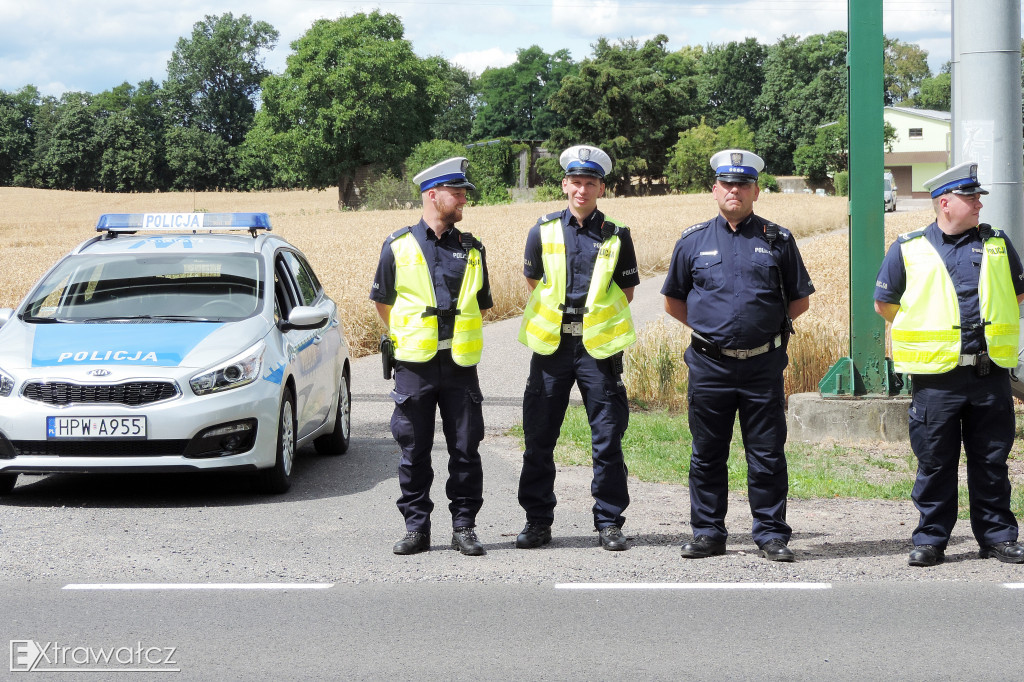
[885,106,951,122]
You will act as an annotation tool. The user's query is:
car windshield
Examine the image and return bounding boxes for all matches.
[884,178,893,192]
[21,253,262,323]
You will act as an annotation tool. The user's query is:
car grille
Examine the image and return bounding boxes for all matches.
[8,440,190,458]
[22,381,179,406]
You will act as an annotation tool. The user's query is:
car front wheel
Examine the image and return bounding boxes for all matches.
[0,473,17,495]
[315,370,351,456]
[257,389,295,494]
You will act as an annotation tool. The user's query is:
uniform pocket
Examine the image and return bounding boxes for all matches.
[693,252,723,289]
[467,388,485,442]
[751,253,780,289]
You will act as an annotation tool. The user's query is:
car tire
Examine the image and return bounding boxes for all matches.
[0,473,17,495]
[315,369,351,456]
[258,389,295,494]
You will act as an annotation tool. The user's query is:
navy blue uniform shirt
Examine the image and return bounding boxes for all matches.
[661,213,815,349]
[874,222,1024,355]
[371,219,493,340]
[522,208,640,312]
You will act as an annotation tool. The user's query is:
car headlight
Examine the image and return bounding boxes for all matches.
[190,342,264,396]
[0,368,13,397]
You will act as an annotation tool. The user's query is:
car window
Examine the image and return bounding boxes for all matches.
[280,251,321,306]
[22,253,261,322]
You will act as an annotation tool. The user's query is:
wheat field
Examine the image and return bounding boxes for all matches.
[0,187,928,380]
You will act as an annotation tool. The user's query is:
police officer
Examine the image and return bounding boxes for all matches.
[662,149,814,562]
[874,161,1024,567]
[515,144,639,552]
[371,157,492,557]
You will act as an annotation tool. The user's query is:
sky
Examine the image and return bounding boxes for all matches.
[0,0,1012,97]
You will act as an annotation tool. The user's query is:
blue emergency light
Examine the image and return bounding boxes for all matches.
[95,212,272,233]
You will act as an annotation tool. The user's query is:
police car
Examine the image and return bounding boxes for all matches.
[0,213,351,495]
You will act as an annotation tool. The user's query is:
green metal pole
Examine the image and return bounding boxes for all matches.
[820,0,893,395]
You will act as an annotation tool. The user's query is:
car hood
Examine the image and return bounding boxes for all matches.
[0,317,273,371]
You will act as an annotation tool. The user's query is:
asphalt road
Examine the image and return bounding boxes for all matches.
[2,274,1024,679]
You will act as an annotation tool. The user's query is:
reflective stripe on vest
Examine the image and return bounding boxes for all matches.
[518,217,636,359]
[891,233,1019,373]
[388,231,484,366]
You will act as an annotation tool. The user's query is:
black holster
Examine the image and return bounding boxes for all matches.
[380,334,395,380]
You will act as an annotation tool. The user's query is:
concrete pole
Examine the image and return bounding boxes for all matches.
[951,0,1024,248]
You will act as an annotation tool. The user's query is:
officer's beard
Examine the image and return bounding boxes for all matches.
[433,198,463,229]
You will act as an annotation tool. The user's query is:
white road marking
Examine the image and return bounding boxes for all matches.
[63,583,334,591]
[1003,584,1024,589]
[555,582,832,590]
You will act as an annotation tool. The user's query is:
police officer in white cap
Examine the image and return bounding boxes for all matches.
[662,149,815,562]
[371,157,493,557]
[875,161,1024,567]
[515,144,640,551]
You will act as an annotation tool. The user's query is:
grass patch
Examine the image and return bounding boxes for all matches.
[513,405,1024,519]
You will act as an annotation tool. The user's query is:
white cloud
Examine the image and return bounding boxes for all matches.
[450,48,517,77]
[552,0,621,35]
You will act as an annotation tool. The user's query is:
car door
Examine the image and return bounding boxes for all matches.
[277,250,335,437]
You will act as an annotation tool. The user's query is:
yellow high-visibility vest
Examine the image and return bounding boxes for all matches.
[388,229,484,366]
[891,229,1019,374]
[518,216,636,359]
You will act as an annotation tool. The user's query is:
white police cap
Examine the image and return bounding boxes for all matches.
[560,145,612,179]
[413,157,476,192]
[710,149,764,183]
[923,161,988,198]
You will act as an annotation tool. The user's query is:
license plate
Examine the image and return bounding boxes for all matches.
[46,416,147,440]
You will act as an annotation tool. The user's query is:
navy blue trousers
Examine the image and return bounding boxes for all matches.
[519,334,630,529]
[909,366,1018,548]
[685,345,791,546]
[389,350,484,534]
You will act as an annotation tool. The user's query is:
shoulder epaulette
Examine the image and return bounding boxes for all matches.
[540,210,563,224]
[897,229,926,243]
[386,226,412,244]
[679,221,712,240]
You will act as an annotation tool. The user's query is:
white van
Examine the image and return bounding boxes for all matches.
[883,171,897,212]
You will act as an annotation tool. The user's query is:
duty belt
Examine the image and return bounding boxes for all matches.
[720,334,784,360]
[957,354,980,366]
[436,339,453,350]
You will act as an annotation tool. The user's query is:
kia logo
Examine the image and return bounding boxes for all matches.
[87,369,111,377]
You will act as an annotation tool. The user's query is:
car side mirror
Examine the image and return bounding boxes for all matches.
[279,305,328,332]
[0,309,12,326]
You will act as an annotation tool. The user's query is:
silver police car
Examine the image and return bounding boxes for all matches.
[0,212,351,494]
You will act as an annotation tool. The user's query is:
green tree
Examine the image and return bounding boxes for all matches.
[164,126,234,190]
[164,12,278,146]
[665,117,755,192]
[96,111,159,191]
[0,86,39,186]
[91,80,168,191]
[884,37,931,105]
[548,35,697,194]
[696,38,766,127]
[472,45,576,141]
[425,58,475,142]
[35,92,99,190]
[913,72,951,111]
[755,32,848,174]
[258,11,439,208]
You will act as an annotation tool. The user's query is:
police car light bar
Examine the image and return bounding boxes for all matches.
[95,212,272,233]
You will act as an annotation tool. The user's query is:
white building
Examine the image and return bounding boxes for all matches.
[883,106,951,199]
